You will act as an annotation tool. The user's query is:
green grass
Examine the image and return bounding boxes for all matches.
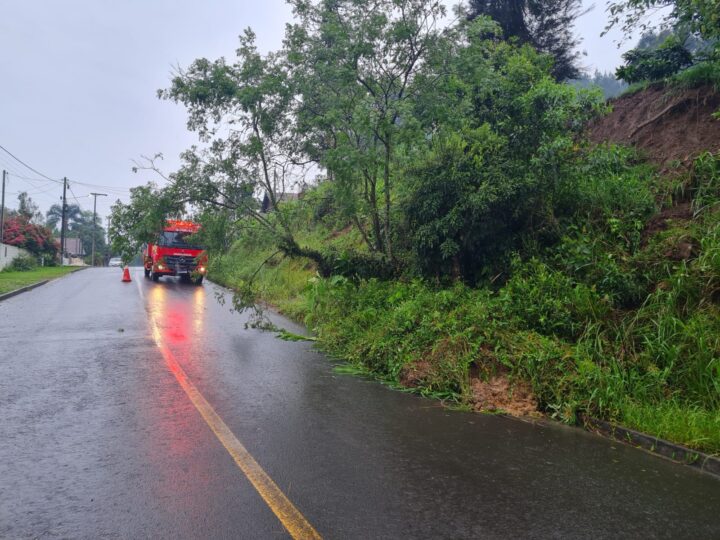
[0,266,80,295]
[673,61,720,91]
[616,61,720,98]
[620,400,720,454]
[619,79,653,97]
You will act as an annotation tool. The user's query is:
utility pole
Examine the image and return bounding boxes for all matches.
[90,192,107,266]
[60,177,67,266]
[0,170,6,245]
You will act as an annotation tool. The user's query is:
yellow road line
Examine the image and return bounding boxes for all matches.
[144,294,321,539]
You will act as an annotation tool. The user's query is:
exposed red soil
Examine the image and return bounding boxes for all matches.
[470,375,538,417]
[399,359,539,417]
[588,84,720,174]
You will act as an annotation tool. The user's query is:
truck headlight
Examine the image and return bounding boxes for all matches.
[157,264,164,270]
[198,266,206,273]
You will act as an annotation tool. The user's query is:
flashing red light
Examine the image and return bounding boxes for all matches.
[165,219,201,233]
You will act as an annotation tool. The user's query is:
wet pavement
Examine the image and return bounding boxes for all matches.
[0,267,719,539]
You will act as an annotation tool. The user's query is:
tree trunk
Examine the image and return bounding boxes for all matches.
[368,172,384,253]
[279,235,333,277]
[383,135,392,260]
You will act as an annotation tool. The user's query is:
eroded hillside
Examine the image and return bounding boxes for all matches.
[589,84,720,172]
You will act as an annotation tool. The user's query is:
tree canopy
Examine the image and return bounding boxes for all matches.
[466,0,585,80]
[605,0,720,45]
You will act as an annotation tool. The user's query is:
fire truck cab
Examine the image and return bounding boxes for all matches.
[143,220,207,284]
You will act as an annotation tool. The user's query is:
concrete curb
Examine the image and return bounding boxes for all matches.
[580,414,720,479]
[0,267,89,303]
[0,279,50,302]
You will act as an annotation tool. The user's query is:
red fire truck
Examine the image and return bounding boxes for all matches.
[143,220,207,284]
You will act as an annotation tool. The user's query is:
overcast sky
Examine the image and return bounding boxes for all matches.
[0,0,646,223]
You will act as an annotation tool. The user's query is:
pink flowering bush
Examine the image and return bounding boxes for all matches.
[2,216,58,260]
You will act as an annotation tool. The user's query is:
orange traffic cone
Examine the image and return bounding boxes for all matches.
[121,266,131,282]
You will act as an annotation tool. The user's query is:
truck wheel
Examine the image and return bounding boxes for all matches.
[144,268,150,278]
[193,275,204,285]
[151,272,160,282]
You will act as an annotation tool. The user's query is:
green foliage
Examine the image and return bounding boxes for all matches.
[402,33,607,280]
[606,0,720,44]
[673,60,720,89]
[46,203,108,261]
[6,254,38,272]
[46,202,82,232]
[616,36,694,83]
[304,277,494,398]
[208,146,720,452]
[690,151,720,215]
[500,257,609,339]
[619,400,720,451]
[108,183,183,263]
[287,0,446,259]
[466,0,585,80]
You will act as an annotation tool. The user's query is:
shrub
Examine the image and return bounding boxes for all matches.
[552,234,651,307]
[1,215,57,259]
[7,254,38,272]
[500,257,610,339]
[616,37,694,83]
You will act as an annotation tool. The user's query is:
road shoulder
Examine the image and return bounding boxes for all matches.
[0,267,87,302]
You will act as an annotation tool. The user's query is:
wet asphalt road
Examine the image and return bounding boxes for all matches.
[1,268,719,539]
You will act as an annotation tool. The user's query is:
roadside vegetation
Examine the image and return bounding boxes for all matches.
[2,187,110,267]
[110,0,720,453]
[0,265,78,295]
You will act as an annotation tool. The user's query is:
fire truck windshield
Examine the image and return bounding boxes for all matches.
[158,231,203,250]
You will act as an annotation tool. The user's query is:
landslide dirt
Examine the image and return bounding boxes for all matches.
[588,84,720,173]
[471,376,538,417]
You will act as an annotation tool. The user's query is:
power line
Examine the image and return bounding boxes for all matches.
[67,183,85,210]
[0,144,131,194]
[7,171,60,184]
[0,144,62,183]
[0,144,134,216]
[0,157,30,181]
[5,184,58,197]
[6,172,58,192]
[71,179,132,193]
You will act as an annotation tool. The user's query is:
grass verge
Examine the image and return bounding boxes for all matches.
[0,266,80,295]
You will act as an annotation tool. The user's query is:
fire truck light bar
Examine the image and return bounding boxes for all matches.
[165,219,201,232]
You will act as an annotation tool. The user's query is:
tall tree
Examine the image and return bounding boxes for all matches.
[17,192,44,224]
[46,202,82,232]
[286,0,446,259]
[156,29,333,272]
[466,0,585,80]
